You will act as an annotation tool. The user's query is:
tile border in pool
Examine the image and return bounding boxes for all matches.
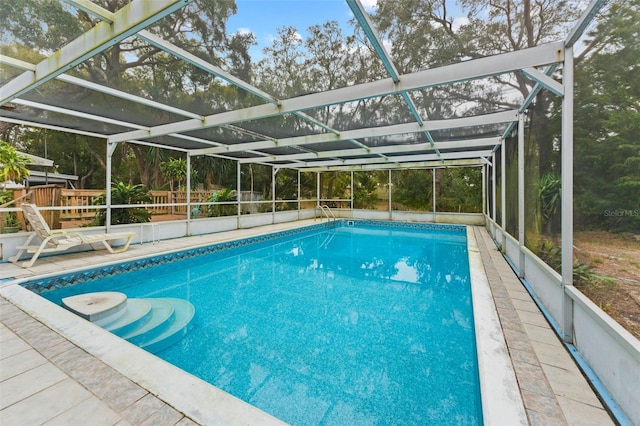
[3,221,524,425]
[22,219,466,295]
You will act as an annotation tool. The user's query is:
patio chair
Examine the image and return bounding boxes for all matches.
[9,203,136,268]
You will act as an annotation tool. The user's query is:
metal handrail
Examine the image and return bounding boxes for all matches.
[319,204,336,222]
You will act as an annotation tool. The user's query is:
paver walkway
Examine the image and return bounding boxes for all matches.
[473,227,613,425]
[0,223,615,425]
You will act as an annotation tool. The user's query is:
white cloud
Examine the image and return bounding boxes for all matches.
[452,16,469,32]
[382,38,393,53]
[360,0,378,13]
[236,27,253,36]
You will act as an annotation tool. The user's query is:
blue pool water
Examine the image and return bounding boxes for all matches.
[38,222,482,425]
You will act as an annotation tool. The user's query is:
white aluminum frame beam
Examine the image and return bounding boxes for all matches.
[192,110,517,156]
[11,99,148,131]
[1,55,202,120]
[0,0,191,105]
[345,0,441,160]
[0,117,107,139]
[520,68,564,96]
[108,42,562,143]
[561,46,575,343]
[236,137,500,164]
[135,31,344,138]
[304,158,485,172]
[63,0,114,23]
[565,0,609,48]
[293,149,493,169]
[500,64,559,142]
[136,30,279,105]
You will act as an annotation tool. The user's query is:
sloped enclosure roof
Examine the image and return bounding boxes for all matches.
[0,0,605,171]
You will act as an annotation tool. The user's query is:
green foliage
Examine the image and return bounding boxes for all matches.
[353,172,379,209]
[205,188,237,217]
[160,158,187,191]
[91,182,152,226]
[539,173,561,235]
[573,0,640,233]
[534,239,616,288]
[0,141,30,185]
[438,168,483,213]
[392,169,433,211]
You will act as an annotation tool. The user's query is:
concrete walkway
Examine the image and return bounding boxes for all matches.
[1,223,614,425]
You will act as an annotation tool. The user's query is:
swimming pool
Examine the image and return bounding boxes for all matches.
[29,221,482,424]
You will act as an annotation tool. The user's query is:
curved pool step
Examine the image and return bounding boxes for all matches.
[102,299,152,336]
[140,298,196,354]
[61,292,195,354]
[62,292,127,325]
[121,298,175,346]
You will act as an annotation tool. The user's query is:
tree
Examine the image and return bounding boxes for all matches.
[573,0,640,232]
[0,141,30,187]
[1,0,240,188]
[160,158,187,191]
[92,182,152,225]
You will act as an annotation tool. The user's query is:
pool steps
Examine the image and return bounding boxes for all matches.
[61,292,195,354]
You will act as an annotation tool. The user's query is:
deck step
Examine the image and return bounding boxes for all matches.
[61,292,195,354]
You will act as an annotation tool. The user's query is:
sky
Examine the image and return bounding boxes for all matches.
[226,0,469,59]
[227,0,369,57]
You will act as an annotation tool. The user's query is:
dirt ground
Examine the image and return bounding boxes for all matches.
[574,231,640,340]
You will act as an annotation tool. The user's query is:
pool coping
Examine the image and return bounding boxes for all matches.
[2,221,525,424]
[467,227,527,425]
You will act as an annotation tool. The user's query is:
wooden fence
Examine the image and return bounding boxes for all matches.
[4,186,282,230]
[58,189,220,222]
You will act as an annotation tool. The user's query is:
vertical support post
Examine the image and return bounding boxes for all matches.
[317,172,321,208]
[561,46,575,343]
[186,153,191,235]
[518,113,526,276]
[388,170,392,219]
[501,137,507,250]
[272,167,277,218]
[482,165,487,217]
[297,170,301,213]
[432,168,437,223]
[105,142,117,233]
[492,151,497,223]
[236,162,241,223]
[350,171,354,210]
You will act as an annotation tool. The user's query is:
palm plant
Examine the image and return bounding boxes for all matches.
[92,182,152,225]
[205,188,237,217]
[539,173,561,237]
[0,141,30,188]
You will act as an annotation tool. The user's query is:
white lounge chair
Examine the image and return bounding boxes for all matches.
[9,203,136,268]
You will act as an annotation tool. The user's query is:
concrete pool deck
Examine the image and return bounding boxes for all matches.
[0,222,614,425]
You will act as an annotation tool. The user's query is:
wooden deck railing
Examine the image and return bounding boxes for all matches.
[58,189,220,221]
